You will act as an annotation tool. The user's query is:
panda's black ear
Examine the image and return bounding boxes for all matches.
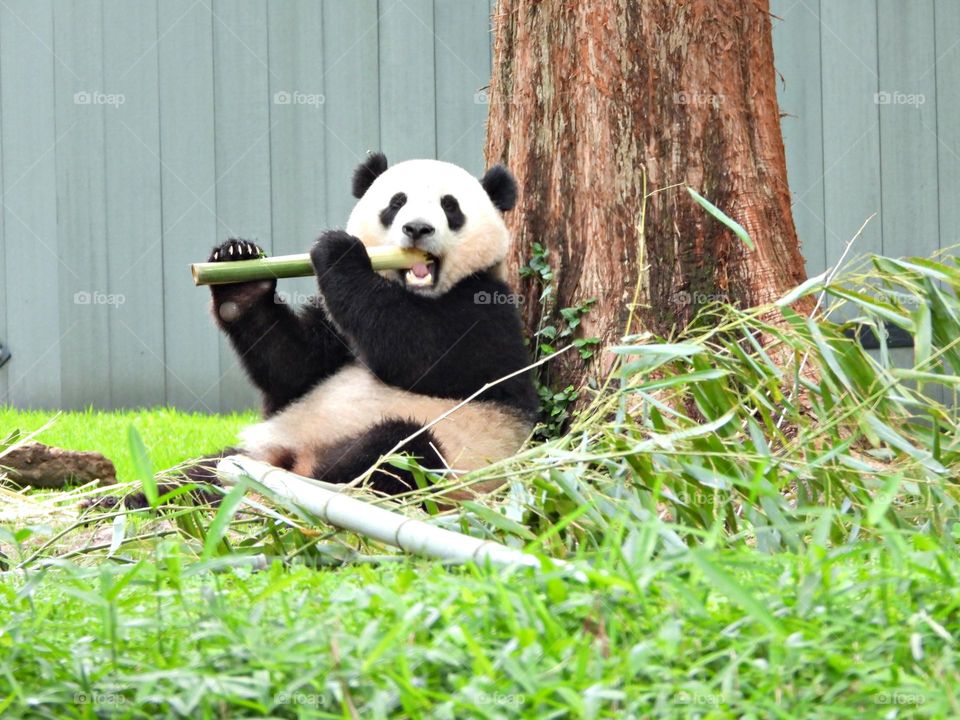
[352,152,388,199]
[480,164,517,212]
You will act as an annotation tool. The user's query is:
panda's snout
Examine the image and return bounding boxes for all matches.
[401,220,435,243]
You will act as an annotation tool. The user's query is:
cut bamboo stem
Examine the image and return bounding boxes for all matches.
[217,455,569,573]
[190,246,427,286]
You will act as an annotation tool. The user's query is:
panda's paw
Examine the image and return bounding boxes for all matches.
[208,239,276,322]
[209,238,265,263]
[310,231,371,283]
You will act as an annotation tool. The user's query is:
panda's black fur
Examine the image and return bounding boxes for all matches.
[194,155,537,498]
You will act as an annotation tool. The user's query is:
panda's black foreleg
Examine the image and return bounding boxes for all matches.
[311,418,446,496]
[208,239,351,415]
[80,449,240,512]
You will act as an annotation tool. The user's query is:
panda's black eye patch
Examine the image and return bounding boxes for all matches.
[440,194,465,231]
[379,192,407,227]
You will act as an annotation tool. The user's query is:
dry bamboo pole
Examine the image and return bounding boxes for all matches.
[217,455,578,574]
[190,246,428,286]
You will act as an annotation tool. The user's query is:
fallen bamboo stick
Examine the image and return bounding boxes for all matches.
[190,246,427,286]
[217,455,571,573]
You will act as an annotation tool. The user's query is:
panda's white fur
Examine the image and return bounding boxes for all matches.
[239,363,531,496]
[217,157,535,497]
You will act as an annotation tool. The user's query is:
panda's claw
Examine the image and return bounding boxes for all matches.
[208,239,265,264]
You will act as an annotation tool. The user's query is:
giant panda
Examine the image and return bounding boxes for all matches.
[202,154,537,498]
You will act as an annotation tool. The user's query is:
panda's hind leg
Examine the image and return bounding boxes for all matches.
[311,419,445,496]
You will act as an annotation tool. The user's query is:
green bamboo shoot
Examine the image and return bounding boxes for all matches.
[190,246,427,286]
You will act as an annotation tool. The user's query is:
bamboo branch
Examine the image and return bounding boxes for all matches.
[190,246,428,286]
[217,455,579,574]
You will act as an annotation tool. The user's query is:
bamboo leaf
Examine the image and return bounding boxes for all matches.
[824,287,912,330]
[107,514,127,558]
[806,318,855,393]
[127,425,156,509]
[775,270,829,307]
[201,480,249,560]
[611,343,704,357]
[462,501,537,540]
[690,550,781,634]
[867,474,903,525]
[686,187,755,250]
[863,413,945,474]
[914,300,933,373]
[632,369,731,392]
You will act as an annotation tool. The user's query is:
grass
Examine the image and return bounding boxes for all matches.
[2,539,957,718]
[2,251,960,717]
[0,407,256,482]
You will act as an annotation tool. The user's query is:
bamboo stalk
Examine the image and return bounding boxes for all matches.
[217,455,572,573]
[190,246,428,286]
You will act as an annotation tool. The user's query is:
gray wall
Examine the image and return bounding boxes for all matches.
[771,0,959,279]
[0,0,956,411]
[0,0,492,412]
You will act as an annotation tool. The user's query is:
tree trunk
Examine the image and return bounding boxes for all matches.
[485,0,814,394]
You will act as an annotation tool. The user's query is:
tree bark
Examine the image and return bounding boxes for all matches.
[485,0,814,392]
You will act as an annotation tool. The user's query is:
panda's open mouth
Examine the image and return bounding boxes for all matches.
[404,253,440,290]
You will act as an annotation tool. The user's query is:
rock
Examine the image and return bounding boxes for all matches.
[1,442,117,489]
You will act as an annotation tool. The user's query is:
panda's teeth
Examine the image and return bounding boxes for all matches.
[405,266,435,288]
[405,270,429,287]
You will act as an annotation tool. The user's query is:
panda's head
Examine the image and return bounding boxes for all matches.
[345,154,518,297]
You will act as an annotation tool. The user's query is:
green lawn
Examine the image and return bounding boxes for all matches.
[0,406,256,482]
[1,535,957,718]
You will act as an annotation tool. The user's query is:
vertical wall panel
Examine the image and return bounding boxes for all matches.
[103,0,165,408]
[321,0,380,227]
[378,0,437,160]
[0,1,62,409]
[819,0,883,273]
[434,0,491,175]
[158,0,221,412]
[935,0,960,252]
[771,0,826,278]
[213,0,272,413]
[268,0,326,304]
[54,1,110,410]
[877,0,939,260]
